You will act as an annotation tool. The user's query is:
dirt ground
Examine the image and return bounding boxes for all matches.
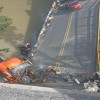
[0,0,32,60]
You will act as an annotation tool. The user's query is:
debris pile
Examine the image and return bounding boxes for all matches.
[82,72,100,92]
[63,71,100,92]
[20,66,56,84]
[63,71,93,83]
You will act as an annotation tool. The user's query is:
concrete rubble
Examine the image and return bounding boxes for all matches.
[63,71,92,83]
[63,71,100,92]
[83,81,99,92]
[82,72,100,92]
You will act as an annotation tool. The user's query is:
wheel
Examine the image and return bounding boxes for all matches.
[20,76,30,84]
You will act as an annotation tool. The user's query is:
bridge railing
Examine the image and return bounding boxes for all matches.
[97,2,100,71]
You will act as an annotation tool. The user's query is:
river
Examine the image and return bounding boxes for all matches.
[25,0,54,43]
[0,0,53,59]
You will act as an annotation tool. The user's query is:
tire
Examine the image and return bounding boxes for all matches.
[20,76,30,84]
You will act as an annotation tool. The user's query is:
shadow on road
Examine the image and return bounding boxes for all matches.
[74,0,98,71]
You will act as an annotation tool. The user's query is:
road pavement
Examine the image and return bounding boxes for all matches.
[31,0,100,94]
[33,0,99,72]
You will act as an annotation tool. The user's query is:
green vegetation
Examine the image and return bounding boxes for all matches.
[0,6,3,11]
[0,16,12,31]
[0,6,12,53]
[0,48,10,53]
[0,6,12,31]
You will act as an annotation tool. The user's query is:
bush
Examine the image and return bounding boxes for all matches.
[0,6,11,53]
[0,16,12,31]
[0,6,3,11]
[0,48,10,53]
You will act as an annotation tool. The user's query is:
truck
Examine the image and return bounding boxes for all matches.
[0,57,56,84]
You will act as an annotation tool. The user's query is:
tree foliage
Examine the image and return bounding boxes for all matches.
[0,16,12,31]
[0,6,12,31]
[0,6,3,11]
[0,48,10,53]
[0,6,11,53]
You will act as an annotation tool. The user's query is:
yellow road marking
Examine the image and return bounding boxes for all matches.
[55,12,74,69]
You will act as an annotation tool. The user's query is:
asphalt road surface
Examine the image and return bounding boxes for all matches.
[33,0,99,72]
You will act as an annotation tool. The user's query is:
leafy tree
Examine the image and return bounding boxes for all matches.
[0,16,12,31]
[0,6,12,53]
[0,6,12,31]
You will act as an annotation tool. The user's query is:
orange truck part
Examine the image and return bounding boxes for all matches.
[0,57,24,80]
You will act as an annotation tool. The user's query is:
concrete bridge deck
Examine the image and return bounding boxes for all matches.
[30,0,100,91]
[33,0,99,72]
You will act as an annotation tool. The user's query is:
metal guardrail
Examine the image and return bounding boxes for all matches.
[97,2,100,71]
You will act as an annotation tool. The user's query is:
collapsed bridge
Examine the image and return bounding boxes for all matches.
[32,0,99,73]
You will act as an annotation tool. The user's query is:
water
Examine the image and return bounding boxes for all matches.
[25,0,54,44]
[0,0,54,59]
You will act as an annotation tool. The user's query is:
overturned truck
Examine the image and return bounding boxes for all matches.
[0,57,56,84]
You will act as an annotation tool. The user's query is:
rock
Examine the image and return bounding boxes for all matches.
[83,86,99,92]
[84,82,90,89]
[63,75,70,82]
[83,79,100,92]
[48,16,54,20]
[96,71,100,78]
